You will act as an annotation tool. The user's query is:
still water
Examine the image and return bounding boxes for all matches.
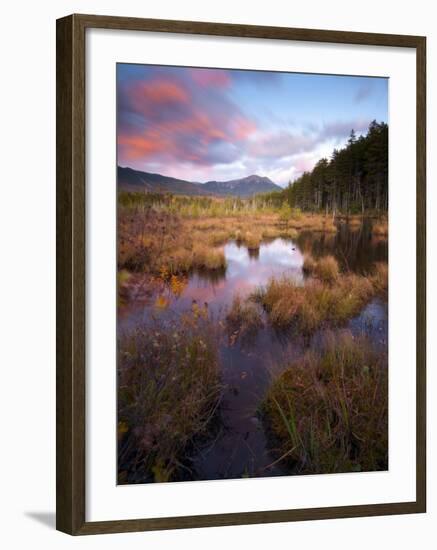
[120,226,388,480]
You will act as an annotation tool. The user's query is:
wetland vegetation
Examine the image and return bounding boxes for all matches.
[117,189,388,483]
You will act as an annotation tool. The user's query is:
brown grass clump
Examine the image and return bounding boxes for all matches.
[313,255,340,283]
[118,207,182,272]
[192,244,227,271]
[117,309,223,484]
[278,227,298,239]
[288,214,337,233]
[263,331,388,474]
[261,227,279,239]
[302,254,316,275]
[242,231,262,250]
[254,272,374,333]
[226,295,264,344]
[163,248,193,275]
[302,254,339,283]
[205,230,233,246]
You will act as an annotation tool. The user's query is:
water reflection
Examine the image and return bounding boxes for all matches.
[297,220,388,273]
[177,239,305,314]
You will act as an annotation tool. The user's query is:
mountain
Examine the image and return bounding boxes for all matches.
[117,166,206,195]
[118,166,282,197]
[202,175,282,197]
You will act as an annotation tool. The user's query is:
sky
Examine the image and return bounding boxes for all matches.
[117,64,388,187]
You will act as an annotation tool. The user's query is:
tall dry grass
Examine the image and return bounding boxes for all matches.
[117,307,223,484]
[253,266,384,334]
[226,295,264,345]
[263,331,388,474]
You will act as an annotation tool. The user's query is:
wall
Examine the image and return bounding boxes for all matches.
[1,0,434,547]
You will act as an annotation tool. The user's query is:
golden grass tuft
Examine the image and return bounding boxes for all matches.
[302,254,339,283]
[288,214,337,233]
[192,244,227,271]
[254,271,375,333]
[313,255,340,283]
[242,231,262,250]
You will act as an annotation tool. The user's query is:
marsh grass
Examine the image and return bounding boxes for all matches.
[253,266,384,334]
[192,244,227,271]
[262,331,388,474]
[302,254,340,283]
[118,206,228,278]
[314,255,339,283]
[242,231,262,250]
[117,192,389,482]
[288,214,337,233]
[118,196,338,288]
[117,307,223,484]
[226,295,264,345]
[302,254,316,275]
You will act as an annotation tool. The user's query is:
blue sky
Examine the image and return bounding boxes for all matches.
[117,64,388,186]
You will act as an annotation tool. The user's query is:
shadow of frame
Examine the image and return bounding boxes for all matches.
[25,511,56,529]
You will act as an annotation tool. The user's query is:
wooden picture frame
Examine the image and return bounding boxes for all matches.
[56,13,426,535]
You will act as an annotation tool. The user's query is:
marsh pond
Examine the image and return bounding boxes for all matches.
[118,219,388,483]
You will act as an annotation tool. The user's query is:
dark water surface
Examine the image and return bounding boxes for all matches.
[120,225,388,481]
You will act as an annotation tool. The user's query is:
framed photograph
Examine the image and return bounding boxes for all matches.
[56,14,426,535]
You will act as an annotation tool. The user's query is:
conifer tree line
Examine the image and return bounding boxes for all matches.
[284,121,388,215]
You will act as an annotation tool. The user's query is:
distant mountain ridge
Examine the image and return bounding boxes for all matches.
[202,175,281,196]
[118,166,282,197]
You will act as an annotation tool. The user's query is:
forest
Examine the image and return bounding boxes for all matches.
[260,121,388,215]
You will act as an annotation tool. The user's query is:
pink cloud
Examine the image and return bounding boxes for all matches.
[232,116,257,140]
[294,156,315,173]
[189,69,232,88]
[118,75,257,167]
[133,79,189,104]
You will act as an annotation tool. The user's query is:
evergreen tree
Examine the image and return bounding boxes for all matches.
[286,121,388,214]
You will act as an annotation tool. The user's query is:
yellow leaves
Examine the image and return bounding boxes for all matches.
[154,295,169,310]
[117,269,131,286]
[152,461,173,483]
[159,265,169,281]
[170,274,187,297]
[153,274,187,310]
[191,301,208,320]
[141,235,154,248]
